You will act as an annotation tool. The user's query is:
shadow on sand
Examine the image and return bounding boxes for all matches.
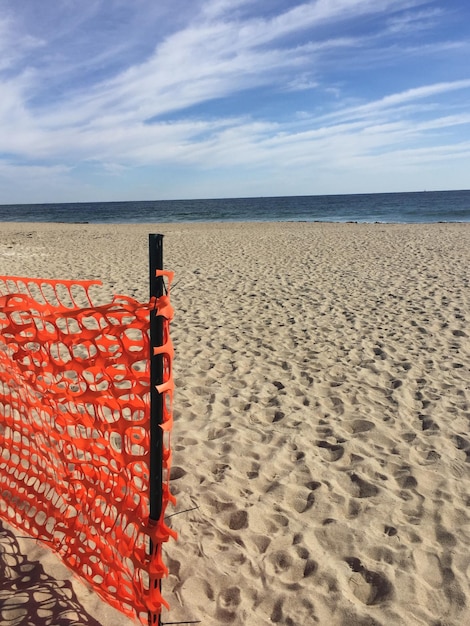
[0,520,103,626]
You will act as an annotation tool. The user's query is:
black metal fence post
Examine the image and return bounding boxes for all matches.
[149,234,164,625]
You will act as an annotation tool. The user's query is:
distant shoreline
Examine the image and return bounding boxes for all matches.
[0,189,469,224]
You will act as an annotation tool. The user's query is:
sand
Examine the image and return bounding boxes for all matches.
[0,221,469,626]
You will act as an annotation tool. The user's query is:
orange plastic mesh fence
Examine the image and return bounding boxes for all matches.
[0,274,175,624]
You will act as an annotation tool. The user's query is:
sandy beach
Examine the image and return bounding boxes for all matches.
[1,221,469,626]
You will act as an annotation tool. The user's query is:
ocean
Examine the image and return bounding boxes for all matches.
[0,190,469,224]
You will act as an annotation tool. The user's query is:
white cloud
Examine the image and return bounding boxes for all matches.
[315,80,470,126]
[202,0,253,19]
[2,0,430,131]
[0,15,44,71]
[386,7,444,34]
[361,80,470,111]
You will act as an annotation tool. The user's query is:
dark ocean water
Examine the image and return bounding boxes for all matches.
[0,190,469,224]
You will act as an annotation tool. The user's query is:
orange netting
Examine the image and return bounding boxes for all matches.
[0,273,175,625]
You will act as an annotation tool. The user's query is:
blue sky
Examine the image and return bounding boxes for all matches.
[0,0,469,203]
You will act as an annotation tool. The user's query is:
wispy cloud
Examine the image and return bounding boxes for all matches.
[3,1,436,130]
[0,15,44,72]
[385,7,444,34]
[317,80,470,124]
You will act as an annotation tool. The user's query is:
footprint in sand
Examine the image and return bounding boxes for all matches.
[316,440,345,462]
[344,557,392,605]
[418,413,439,431]
[384,525,398,537]
[216,586,242,622]
[454,435,470,462]
[271,596,316,624]
[252,534,271,554]
[266,545,317,584]
[414,549,443,588]
[393,466,418,490]
[272,410,285,423]
[169,466,186,480]
[287,482,319,513]
[345,419,375,434]
[246,461,260,479]
[349,473,379,498]
[227,509,249,531]
[210,463,230,482]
